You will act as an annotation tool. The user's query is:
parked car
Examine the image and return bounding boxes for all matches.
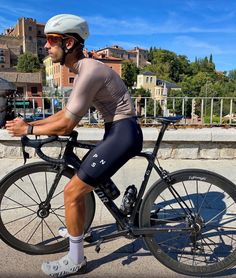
[24,113,52,122]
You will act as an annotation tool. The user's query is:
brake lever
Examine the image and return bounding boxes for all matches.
[21,135,39,164]
[21,143,30,165]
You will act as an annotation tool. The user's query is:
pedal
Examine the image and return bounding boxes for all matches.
[95,238,104,253]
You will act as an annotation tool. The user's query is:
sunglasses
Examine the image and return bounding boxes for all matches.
[46,34,78,46]
[46,34,65,45]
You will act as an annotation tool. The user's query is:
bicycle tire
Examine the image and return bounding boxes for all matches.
[139,169,236,276]
[0,161,95,255]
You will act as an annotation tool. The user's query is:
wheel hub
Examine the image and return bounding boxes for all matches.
[37,202,51,218]
[187,214,205,245]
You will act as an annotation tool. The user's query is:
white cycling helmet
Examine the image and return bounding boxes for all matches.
[44,14,89,40]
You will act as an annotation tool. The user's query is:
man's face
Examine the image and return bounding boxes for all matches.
[44,34,64,63]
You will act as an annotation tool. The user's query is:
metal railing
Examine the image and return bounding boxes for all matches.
[11,96,236,126]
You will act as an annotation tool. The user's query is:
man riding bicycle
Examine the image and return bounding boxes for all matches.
[6,14,143,277]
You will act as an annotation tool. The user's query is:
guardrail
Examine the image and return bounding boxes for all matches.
[11,96,236,126]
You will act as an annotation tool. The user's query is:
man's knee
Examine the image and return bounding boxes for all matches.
[64,175,93,203]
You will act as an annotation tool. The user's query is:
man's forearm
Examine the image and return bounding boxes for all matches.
[29,110,65,126]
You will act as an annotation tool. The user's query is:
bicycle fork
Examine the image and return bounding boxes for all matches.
[37,165,66,219]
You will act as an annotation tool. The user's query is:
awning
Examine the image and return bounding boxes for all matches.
[0,77,16,97]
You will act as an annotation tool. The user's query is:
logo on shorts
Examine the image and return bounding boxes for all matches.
[90,153,106,167]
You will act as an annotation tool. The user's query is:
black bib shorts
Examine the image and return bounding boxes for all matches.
[77,117,143,187]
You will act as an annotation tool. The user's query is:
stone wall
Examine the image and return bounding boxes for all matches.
[0,127,236,160]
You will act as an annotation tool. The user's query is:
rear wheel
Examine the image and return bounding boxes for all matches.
[140,169,236,276]
[0,162,95,255]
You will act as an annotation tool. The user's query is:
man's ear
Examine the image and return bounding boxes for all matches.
[65,38,75,50]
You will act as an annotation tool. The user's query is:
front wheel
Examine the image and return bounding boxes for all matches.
[139,169,236,276]
[0,162,95,255]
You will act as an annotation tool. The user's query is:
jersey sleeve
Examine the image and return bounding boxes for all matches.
[66,60,105,119]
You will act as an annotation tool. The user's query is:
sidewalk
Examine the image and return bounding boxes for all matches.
[1,157,236,277]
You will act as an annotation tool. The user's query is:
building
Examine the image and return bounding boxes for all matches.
[43,52,123,91]
[0,17,47,67]
[0,44,11,69]
[43,56,76,91]
[0,71,43,107]
[136,71,181,114]
[96,45,149,67]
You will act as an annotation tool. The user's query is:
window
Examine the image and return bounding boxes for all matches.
[31,87,38,96]
[69,77,74,83]
[28,26,32,31]
[146,77,149,83]
[29,36,32,41]
[150,77,153,83]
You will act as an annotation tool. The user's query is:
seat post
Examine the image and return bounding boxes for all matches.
[152,123,169,158]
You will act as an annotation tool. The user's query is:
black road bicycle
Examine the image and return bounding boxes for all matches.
[1,116,236,276]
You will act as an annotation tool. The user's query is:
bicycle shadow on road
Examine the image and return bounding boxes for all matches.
[83,223,151,274]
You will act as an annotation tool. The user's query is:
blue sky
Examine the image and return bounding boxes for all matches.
[1,0,236,72]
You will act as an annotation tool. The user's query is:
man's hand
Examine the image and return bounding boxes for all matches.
[5,117,28,137]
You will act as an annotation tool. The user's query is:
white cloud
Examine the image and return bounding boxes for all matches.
[86,15,236,36]
[174,36,223,54]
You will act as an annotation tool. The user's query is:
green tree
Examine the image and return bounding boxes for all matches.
[228,69,236,81]
[17,52,41,73]
[121,60,139,88]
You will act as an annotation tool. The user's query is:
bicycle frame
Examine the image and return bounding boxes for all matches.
[21,116,194,247]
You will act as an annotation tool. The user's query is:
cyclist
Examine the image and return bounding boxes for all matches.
[5,14,143,277]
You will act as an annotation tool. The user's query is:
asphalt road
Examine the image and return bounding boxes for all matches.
[1,157,236,278]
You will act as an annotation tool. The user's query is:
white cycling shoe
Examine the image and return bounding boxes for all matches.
[58,227,69,238]
[41,254,87,277]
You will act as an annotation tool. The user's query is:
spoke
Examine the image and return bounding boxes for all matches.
[51,210,66,227]
[158,233,191,245]
[196,180,199,213]
[204,225,236,231]
[4,211,36,225]
[201,237,220,262]
[45,172,49,196]
[177,233,192,263]
[2,195,37,214]
[51,189,64,200]
[41,218,44,243]
[197,183,212,215]
[160,241,210,264]
[1,204,38,212]
[205,202,236,226]
[158,195,176,211]
[27,219,43,243]
[43,219,58,243]
[13,214,38,237]
[28,174,42,203]
[182,182,194,211]
[13,182,39,205]
[51,204,65,213]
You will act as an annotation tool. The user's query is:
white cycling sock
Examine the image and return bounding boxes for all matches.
[68,234,84,265]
